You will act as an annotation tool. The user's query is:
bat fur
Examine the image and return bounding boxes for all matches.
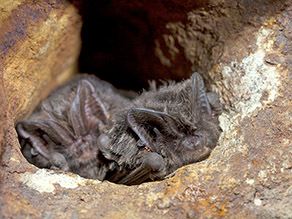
[16,73,222,185]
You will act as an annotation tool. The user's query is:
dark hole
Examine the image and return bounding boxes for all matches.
[70,0,208,90]
[77,1,155,91]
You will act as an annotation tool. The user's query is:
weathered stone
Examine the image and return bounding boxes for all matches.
[1,0,292,218]
[0,73,7,162]
[0,0,82,122]
[78,0,288,91]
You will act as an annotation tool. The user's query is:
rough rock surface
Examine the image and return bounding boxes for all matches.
[0,0,82,122]
[1,0,292,218]
[0,75,7,162]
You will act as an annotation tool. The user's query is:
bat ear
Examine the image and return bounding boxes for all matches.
[126,108,184,152]
[192,72,212,120]
[16,119,74,159]
[70,79,109,137]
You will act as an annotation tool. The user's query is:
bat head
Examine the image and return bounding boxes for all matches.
[126,72,222,175]
[16,79,110,171]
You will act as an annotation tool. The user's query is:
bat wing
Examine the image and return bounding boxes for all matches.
[117,152,166,185]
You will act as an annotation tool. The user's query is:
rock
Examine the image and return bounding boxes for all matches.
[0,0,82,122]
[1,0,292,218]
[0,76,7,161]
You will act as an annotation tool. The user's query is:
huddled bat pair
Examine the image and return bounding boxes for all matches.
[16,73,222,185]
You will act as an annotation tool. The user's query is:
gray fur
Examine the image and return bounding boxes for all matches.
[16,73,222,185]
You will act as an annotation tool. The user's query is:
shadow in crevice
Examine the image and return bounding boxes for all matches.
[69,0,288,90]
[69,1,208,90]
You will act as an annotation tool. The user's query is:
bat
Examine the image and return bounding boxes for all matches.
[16,72,222,185]
[16,74,132,180]
[100,72,222,185]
